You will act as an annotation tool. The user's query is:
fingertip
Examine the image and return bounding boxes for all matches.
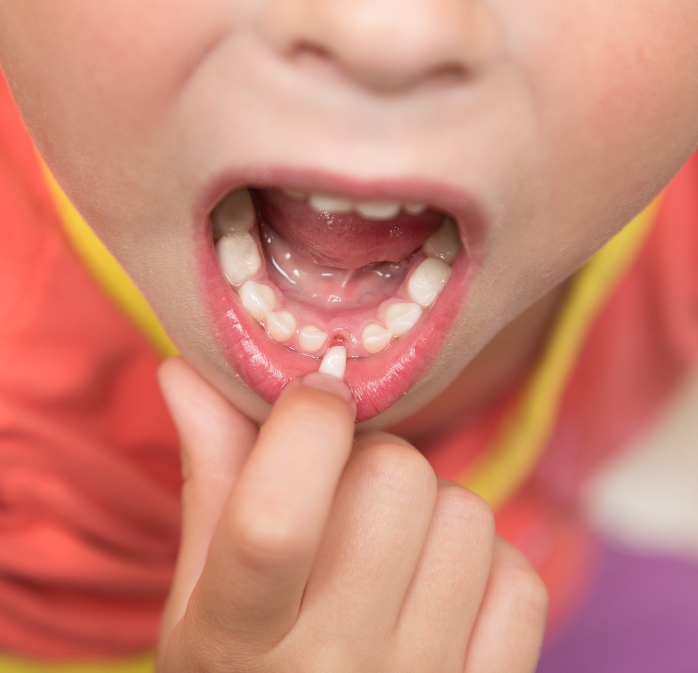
[301,372,355,407]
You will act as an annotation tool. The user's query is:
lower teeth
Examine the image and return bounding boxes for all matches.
[212,190,461,358]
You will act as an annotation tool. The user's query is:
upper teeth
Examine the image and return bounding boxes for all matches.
[296,191,427,221]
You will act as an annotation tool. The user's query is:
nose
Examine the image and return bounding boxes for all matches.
[258,0,502,92]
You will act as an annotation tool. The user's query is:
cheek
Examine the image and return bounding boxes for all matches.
[0,1,233,162]
[524,0,698,189]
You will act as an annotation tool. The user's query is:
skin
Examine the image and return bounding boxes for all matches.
[1,0,697,669]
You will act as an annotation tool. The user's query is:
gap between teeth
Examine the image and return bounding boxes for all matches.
[213,189,460,357]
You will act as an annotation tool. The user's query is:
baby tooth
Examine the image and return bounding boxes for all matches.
[355,201,401,220]
[266,310,298,343]
[319,345,347,380]
[407,258,452,308]
[385,303,423,337]
[216,233,262,286]
[404,203,427,216]
[299,324,328,354]
[309,193,354,214]
[239,281,276,321]
[282,188,307,200]
[422,217,460,264]
[212,189,255,236]
[362,324,393,354]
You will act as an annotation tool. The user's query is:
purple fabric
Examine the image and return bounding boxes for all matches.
[536,537,698,672]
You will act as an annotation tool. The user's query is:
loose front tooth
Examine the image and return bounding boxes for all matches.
[319,345,347,380]
[282,188,307,200]
[212,189,255,237]
[216,233,262,286]
[239,281,276,321]
[361,324,393,354]
[355,201,401,220]
[299,325,328,353]
[422,217,460,264]
[309,193,354,214]
[266,310,298,342]
[385,302,423,336]
[404,203,427,216]
[407,258,452,308]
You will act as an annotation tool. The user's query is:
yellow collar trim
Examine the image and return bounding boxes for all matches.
[41,163,177,358]
[0,654,154,673]
[460,200,661,510]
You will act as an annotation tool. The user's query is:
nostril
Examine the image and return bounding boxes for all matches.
[427,63,471,86]
[290,41,335,67]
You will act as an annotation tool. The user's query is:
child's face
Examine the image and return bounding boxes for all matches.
[1,1,697,425]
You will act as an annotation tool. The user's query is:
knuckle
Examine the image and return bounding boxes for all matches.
[229,501,309,566]
[438,484,496,541]
[357,439,436,498]
[499,548,549,620]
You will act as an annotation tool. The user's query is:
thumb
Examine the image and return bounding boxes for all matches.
[157,357,258,645]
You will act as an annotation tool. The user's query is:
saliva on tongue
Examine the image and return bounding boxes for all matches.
[251,189,443,312]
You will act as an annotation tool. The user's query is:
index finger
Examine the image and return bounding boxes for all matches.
[191,373,356,652]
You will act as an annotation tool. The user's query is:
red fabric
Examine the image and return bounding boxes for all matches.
[0,75,181,658]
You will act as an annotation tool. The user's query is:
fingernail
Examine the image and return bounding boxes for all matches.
[301,372,354,405]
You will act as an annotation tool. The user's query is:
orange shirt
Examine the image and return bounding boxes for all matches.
[0,75,180,659]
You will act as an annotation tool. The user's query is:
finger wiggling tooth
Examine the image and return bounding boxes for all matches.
[385,302,423,336]
[422,217,460,263]
[239,281,276,321]
[266,310,298,343]
[361,323,394,354]
[299,325,329,353]
[216,233,262,286]
[212,189,255,237]
[319,345,347,380]
[407,258,452,308]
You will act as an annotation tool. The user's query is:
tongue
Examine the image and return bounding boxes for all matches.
[251,189,443,269]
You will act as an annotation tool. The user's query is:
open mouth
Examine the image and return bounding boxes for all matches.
[197,179,478,422]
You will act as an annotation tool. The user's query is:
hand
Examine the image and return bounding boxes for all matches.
[156,358,548,672]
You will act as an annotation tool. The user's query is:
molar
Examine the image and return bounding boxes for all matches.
[362,323,393,354]
[239,281,276,321]
[309,193,354,214]
[266,310,298,343]
[212,189,255,237]
[385,302,423,336]
[422,217,460,264]
[216,232,262,286]
[319,345,347,380]
[355,201,401,220]
[407,258,452,308]
[299,325,329,354]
